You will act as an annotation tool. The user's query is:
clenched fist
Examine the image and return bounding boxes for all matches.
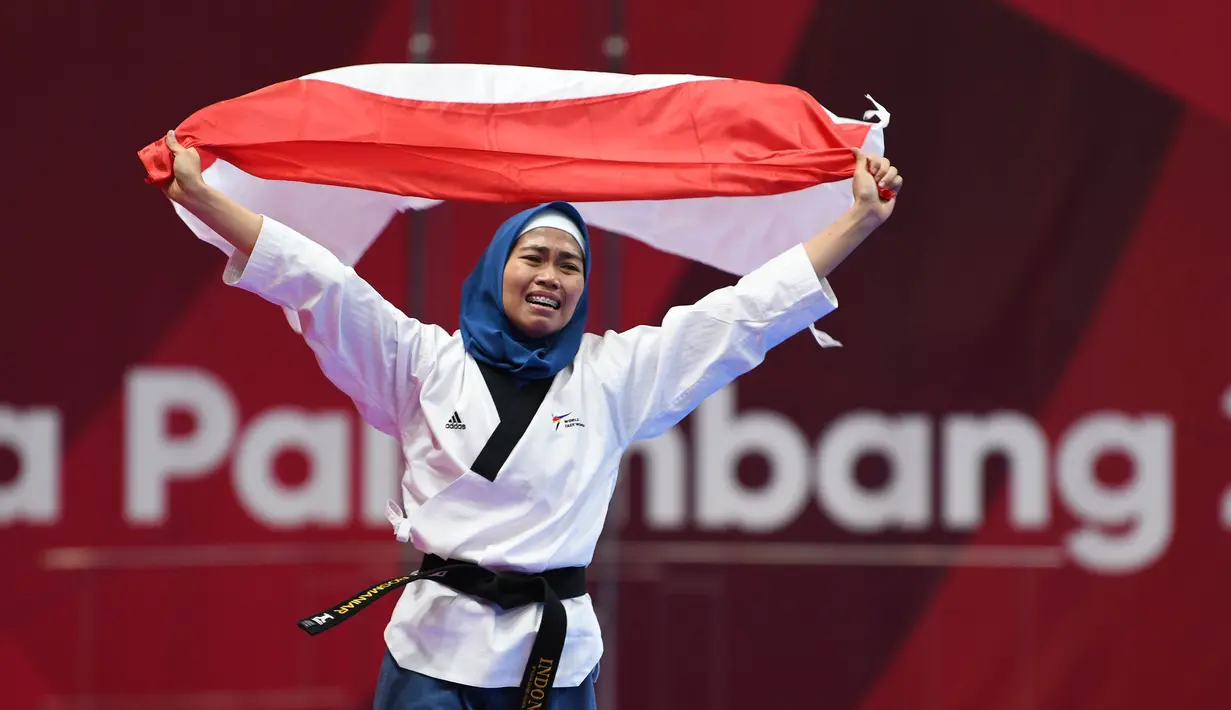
[850,147,903,225]
[164,130,206,205]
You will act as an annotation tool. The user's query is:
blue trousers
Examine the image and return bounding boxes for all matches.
[373,651,599,710]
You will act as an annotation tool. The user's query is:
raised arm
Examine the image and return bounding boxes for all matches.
[164,131,263,255]
[162,131,440,436]
[595,149,904,442]
[804,147,902,279]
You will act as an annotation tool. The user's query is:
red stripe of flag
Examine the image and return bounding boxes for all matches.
[139,77,870,202]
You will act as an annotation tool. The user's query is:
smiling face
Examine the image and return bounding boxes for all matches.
[501,227,586,338]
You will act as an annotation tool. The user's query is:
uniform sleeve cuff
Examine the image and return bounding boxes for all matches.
[220,216,299,292]
[754,243,840,320]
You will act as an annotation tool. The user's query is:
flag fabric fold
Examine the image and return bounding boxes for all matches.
[139,62,887,314]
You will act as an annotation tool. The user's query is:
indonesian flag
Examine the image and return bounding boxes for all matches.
[139,63,888,278]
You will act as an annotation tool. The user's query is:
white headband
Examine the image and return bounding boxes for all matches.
[518,209,586,251]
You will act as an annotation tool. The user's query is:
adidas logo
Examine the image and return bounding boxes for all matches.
[445,412,466,430]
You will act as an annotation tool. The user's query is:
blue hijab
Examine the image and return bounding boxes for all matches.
[459,201,592,380]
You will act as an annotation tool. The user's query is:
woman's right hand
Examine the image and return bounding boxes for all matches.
[160,129,262,255]
[164,130,205,205]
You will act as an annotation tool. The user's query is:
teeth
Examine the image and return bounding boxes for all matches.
[527,295,560,309]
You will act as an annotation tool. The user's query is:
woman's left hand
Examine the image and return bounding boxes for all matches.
[851,147,903,225]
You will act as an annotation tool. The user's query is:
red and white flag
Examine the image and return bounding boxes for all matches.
[139,63,888,276]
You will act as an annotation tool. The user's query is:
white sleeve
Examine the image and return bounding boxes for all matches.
[222,216,442,436]
[590,243,838,442]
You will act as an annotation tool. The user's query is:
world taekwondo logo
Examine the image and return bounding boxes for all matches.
[552,412,584,430]
[298,612,334,629]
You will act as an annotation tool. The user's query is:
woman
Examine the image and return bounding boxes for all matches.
[162,129,903,710]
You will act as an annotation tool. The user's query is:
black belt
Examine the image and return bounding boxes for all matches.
[297,554,587,710]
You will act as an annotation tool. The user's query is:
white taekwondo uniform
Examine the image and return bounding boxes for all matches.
[223,215,839,688]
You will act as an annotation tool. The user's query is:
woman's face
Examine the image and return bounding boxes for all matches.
[502,227,585,338]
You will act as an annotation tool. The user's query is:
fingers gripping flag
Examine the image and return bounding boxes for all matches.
[139,63,888,341]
